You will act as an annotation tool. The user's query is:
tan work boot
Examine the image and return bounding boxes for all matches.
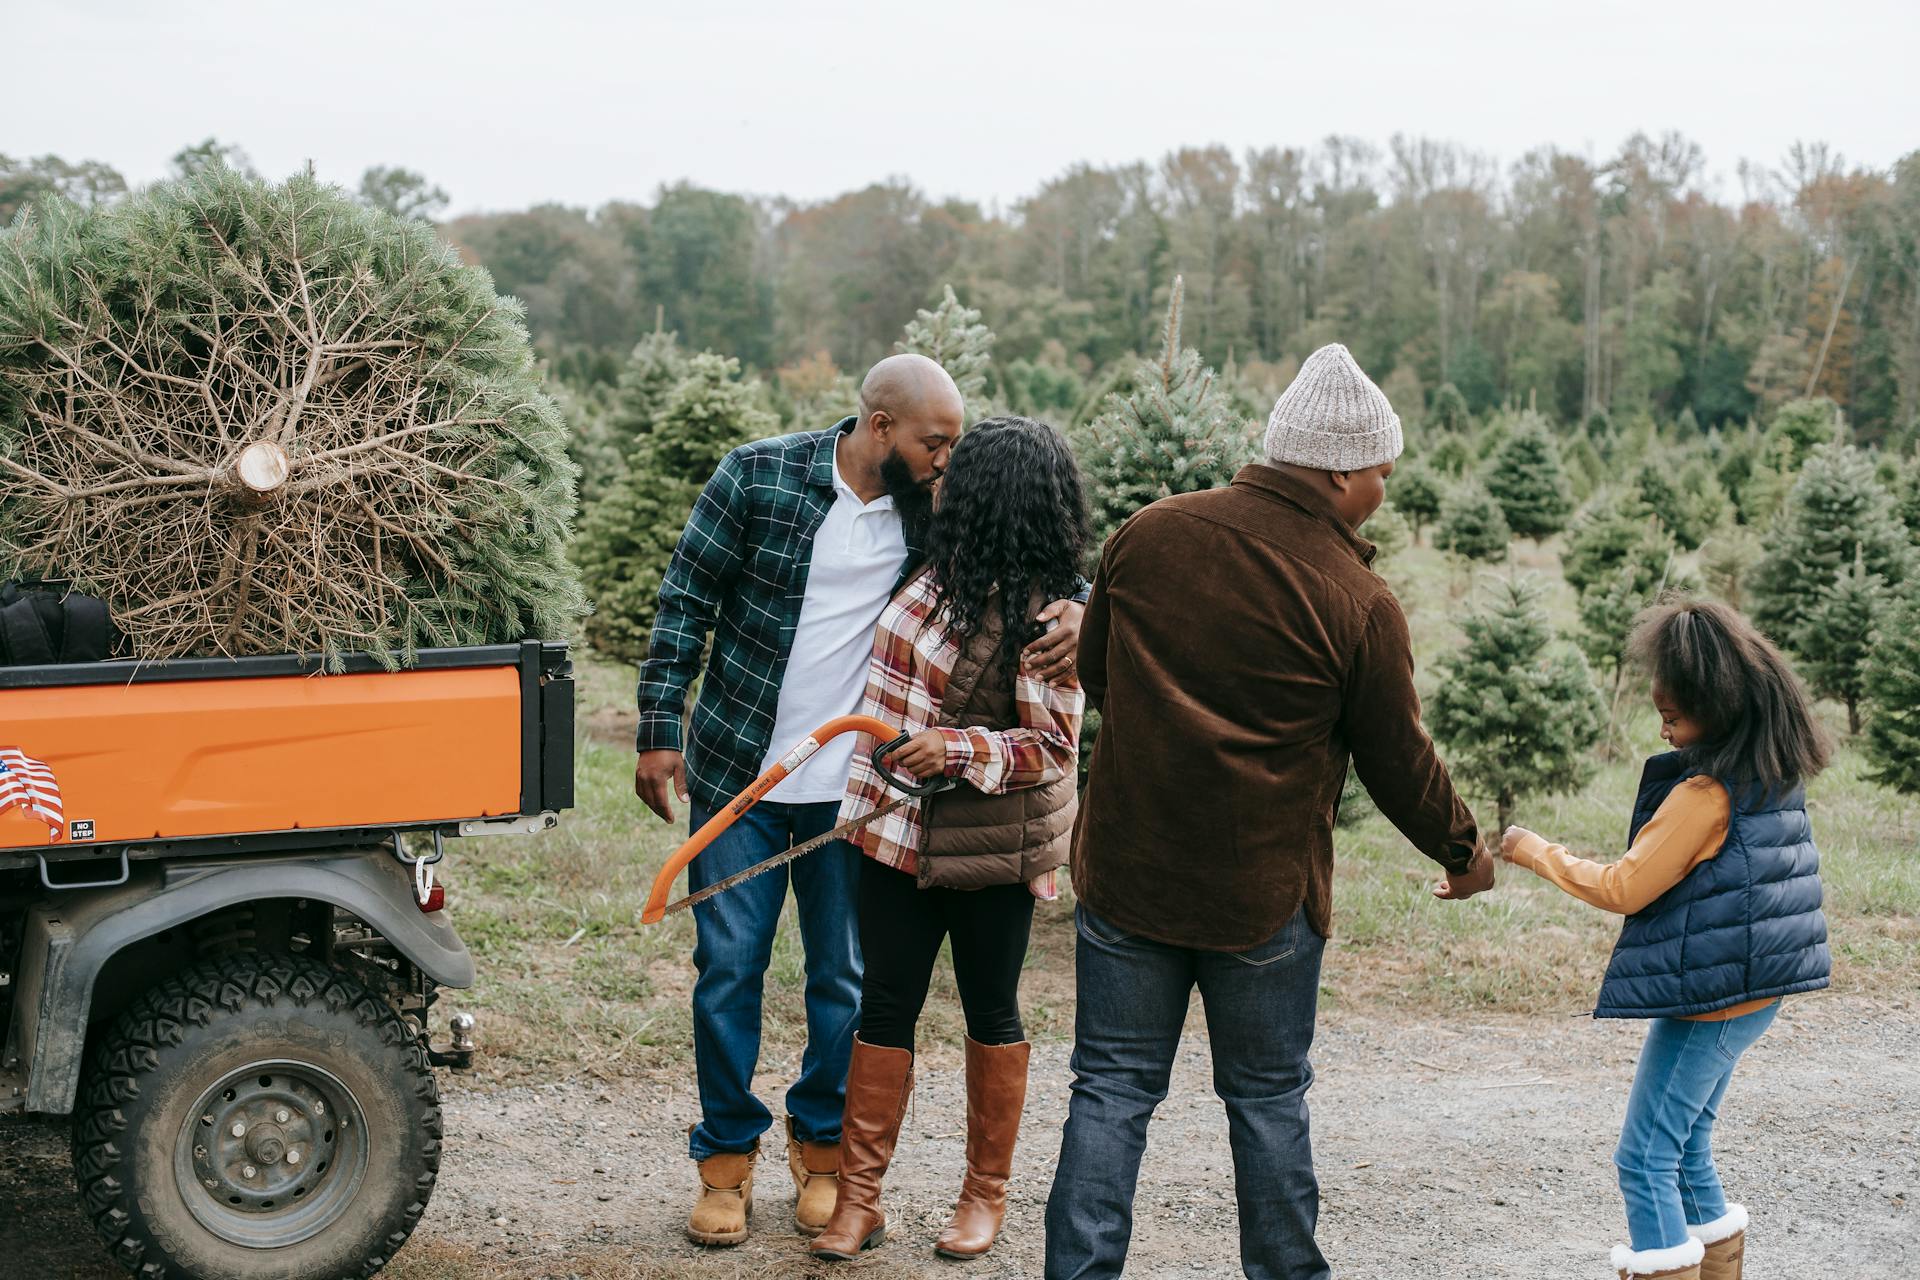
[1690,1205,1748,1280]
[687,1133,757,1246]
[1613,1237,1704,1279]
[810,1037,913,1261]
[786,1115,840,1236]
[935,1037,1030,1259]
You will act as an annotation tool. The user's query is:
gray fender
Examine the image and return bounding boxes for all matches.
[13,848,472,1115]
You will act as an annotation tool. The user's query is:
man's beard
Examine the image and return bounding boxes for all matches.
[880,448,936,525]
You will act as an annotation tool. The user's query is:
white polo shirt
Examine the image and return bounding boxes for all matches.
[759,440,909,803]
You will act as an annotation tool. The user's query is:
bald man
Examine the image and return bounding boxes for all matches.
[635,354,1084,1247]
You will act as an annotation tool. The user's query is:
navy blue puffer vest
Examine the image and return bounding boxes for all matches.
[1593,752,1830,1019]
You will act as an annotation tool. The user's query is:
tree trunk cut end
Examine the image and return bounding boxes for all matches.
[230,440,290,504]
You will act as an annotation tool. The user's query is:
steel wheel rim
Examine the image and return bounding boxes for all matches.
[172,1058,370,1248]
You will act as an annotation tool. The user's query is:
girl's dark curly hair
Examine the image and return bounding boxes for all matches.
[1627,597,1833,799]
[923,416,1089,683]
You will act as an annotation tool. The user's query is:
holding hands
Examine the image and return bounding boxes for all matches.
[1431,844,1497,900]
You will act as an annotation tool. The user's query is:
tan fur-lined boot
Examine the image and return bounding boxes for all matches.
[1612,1237,1704,1279]
[786,1115,840,1236]
[1689,1205,1748,1280]
[686,1133,757,1246]
[934,1037,1030,1259]
[810,1037,913,1261]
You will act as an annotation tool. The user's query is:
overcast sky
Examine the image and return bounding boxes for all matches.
[12,1,1918,216]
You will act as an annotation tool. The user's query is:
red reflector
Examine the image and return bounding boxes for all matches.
[418,884,446,913]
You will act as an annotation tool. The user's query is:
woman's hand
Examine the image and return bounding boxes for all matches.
[1028,869,1059,901]
[1022,600,1084,685]
[1498,826,1535,863]
[884,729,949,779]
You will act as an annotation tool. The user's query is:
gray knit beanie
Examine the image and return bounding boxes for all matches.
[1263,343,1403,471]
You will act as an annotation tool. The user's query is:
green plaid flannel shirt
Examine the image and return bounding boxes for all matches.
[637,418,922,813]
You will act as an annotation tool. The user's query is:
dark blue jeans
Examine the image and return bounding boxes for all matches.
[1045,903,1329,1280]
[686,799,863,1160]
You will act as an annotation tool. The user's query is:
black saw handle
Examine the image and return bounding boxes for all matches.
[871,733,960,798]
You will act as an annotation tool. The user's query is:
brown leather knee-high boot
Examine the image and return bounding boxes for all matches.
[810,1036,914,1261]
[934,1037,1030,1259]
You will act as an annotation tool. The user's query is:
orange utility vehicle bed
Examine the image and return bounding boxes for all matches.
[0,641,573,875]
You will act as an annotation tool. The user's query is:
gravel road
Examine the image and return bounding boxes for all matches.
[4,992,1912,1278]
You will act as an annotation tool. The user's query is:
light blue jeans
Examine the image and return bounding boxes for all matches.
[1615,1001,1779,1250]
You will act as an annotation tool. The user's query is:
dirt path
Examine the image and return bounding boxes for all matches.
[4,993,1913,1278]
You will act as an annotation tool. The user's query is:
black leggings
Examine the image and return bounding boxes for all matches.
[857,859,1035,1053]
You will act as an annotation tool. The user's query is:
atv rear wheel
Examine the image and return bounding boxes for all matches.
[72,951,442,1280]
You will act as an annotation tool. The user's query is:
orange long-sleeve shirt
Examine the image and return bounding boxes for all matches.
[1508,777,1779,1022]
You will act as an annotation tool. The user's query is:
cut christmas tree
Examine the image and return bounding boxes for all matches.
[0,167,583,664]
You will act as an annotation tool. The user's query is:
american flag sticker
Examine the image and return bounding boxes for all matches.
[0,748,64,840]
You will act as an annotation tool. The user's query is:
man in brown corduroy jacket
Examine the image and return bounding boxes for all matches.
[1044,343,1493,1280]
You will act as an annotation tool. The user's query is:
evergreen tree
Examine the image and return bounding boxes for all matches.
[574,353,777,660]
[1862,591,1920,793]
[571,328,689,503]
[1700,526,1764,611]
[1426,433,1475,477]
[1578,563,1653,695]
[1895,457,1920,546]
[644,352,778,479]
[1584,409,1616,455]
[1577,536,1694,748]
[1429,575,1608,832]
[1674,457,1732,548]
[1793,552,1888,735]
[1562,491,1667,595]
[1750,442,1911,643]
[1078,277,1255,548]
[1767,396,1844,470]
[1429,381,1471,433]
[610,327,690,448]
[1564,433,1606,502]
[897,284,995,404]
[1434,478,1512,563]
[1390,458,1446,544]
[1367,501,1412,562]
[1485,415,1574,540]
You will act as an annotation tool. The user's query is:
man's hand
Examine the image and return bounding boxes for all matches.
[636,749,689,823]
[883,729,948,779]
[1432,846,1495,901]
[1022,599,1085,685]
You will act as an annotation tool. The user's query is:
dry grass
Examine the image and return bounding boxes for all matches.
[439,540,1920,1082]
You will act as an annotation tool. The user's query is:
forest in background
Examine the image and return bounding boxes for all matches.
[10,133,1919,440]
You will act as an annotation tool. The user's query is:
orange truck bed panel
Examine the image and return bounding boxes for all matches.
[0,665,523,851]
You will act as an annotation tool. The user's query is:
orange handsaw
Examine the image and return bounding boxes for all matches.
[640,715,953,924]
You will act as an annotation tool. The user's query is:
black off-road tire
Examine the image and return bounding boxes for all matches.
[71,951,442,1280]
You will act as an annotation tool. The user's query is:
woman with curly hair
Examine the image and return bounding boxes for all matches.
[811,416,1088,1263]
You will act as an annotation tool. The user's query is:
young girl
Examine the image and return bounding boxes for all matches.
[1500,599,1832,1280]
[811,416,1087,1263]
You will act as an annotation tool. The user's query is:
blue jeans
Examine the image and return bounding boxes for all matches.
[685,799,863,1160]
[1045,904,1329,1280]
[1616,1002,1779,1250]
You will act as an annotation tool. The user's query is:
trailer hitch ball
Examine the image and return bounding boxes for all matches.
[451,1012,476,1053]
